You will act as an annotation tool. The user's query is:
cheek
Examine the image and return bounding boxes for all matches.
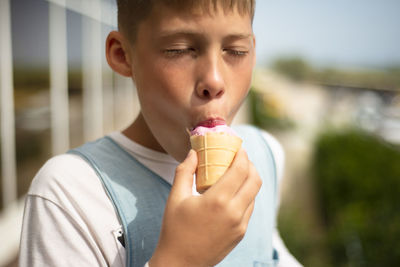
[153,61,193,104]
[231,61,253,97]
[227,60,254,116]
[136,60,192,119]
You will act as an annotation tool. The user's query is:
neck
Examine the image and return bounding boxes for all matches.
[122,113,166,153]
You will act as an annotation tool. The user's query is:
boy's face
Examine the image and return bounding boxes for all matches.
[126,4,255,161]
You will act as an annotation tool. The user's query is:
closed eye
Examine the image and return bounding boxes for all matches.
[224,49,249,57]
[163,48,196,57]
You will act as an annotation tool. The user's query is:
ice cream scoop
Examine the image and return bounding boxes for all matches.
[190,123,242,193]
[190,124,238,136]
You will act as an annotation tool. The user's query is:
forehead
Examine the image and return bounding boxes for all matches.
[137,3,253,40]
[150,0,253,19]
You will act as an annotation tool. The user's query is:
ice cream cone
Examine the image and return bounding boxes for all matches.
[190,132,242,193]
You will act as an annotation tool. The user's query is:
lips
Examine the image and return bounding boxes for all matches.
[195,118,226,129]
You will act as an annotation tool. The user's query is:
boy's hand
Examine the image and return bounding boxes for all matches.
[149,148,262,267]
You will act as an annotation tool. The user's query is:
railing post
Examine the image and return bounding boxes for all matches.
[49,0,70,155]
[82,0,104,142]
[102,66,114,134]
[114,75,139,130]
[0,0,18,206]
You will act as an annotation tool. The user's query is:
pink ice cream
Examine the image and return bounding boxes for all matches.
[190,124,238,136]
[189,122,242,193]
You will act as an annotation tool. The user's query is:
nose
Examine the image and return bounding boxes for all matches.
[195,53,225,100]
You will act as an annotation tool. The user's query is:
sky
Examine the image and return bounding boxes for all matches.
[9,0,400,70]
[253,0,400,68]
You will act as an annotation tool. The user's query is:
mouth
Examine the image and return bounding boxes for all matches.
[193,118,226,130]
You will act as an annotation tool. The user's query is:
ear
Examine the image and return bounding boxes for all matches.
[106,31,132,77]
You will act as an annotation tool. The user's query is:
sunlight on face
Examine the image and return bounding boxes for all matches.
[128,3,256,161]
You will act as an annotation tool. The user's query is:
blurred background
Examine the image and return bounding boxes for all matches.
[0,0,399,266]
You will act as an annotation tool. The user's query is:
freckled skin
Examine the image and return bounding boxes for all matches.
[121,4,256,162]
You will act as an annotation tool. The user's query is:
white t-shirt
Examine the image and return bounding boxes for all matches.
[19,131,302,267]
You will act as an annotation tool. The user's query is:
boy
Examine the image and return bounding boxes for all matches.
[19,0,302,266]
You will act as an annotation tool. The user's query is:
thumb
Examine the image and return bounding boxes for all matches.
[170,149,197,200]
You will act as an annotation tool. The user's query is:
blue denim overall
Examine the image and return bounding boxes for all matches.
[70,125,279,267]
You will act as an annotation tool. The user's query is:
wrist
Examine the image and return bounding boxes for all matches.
[149,247,204,267]
[148,248,184,267]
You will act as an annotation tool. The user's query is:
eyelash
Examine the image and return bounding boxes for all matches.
[163,48,249,58]
[225,49,249,57]
[164,48,195,57]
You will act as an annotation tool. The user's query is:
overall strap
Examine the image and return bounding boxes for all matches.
[69,137,171,267]
[234,125,278,210]
[214,125,278,266]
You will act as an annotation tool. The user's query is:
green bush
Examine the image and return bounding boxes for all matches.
[313,129,400,266]
[248,89,294,130]
[272,57,312,81]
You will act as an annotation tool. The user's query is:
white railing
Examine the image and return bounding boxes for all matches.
[48,0,119,152]
[0,0,17,212]
[0,1,18,265]
[49,0,70,155]
[0,0,139,265]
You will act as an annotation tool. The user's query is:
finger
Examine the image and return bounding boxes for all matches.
[170,149,198,201]
[241,200,256,228]
[233,162,262,211]
[206,148,249,198]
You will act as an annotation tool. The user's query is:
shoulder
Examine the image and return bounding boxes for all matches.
[22,153,125,266]
[27,153,114,215]
[27,152,121,239]
[259,130,285,177]
[233,124,285,180]
[29,153,97,197]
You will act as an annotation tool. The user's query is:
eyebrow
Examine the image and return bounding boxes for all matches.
[157,30,253,42]
[223,33,253,42]
[157,31,199,41]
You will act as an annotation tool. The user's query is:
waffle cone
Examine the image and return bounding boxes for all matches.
[190,132,242,193]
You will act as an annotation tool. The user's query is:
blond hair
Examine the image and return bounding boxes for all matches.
[116,0,256,42]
